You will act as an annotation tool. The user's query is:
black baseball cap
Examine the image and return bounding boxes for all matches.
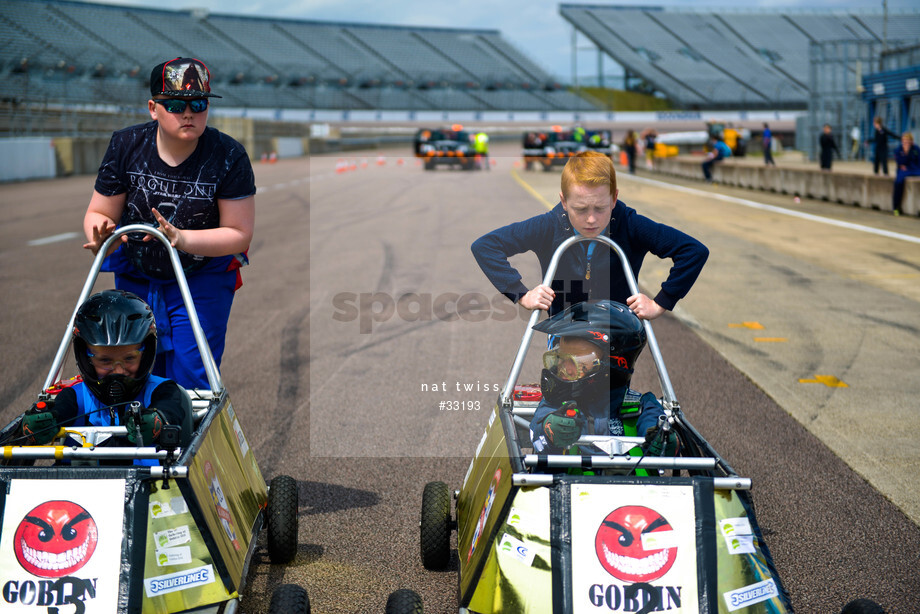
[150,57,221,98]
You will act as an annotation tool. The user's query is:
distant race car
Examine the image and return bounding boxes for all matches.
[414,127,481,171]
[522,128,589,171]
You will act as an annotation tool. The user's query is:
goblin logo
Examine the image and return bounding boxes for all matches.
[595,506,677,583]
[13,501,98,577]
[609,355,628,369]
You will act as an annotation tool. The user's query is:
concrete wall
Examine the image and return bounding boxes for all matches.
[654,157,919,216]
[1,115,315,181]
[0,138,57,181]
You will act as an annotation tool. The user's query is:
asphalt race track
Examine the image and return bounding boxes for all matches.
[1,143,919,613]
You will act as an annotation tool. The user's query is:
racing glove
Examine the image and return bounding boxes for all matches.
[125,407,164,446]
[542,402,585,449]
[643,425,678,456]
[21,401,60,445]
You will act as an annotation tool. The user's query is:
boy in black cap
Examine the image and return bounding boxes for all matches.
[83,58,256,390]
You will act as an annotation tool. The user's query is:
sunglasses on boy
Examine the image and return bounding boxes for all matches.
[155,98,209,114]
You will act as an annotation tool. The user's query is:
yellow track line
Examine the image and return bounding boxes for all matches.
[510,168,555,211]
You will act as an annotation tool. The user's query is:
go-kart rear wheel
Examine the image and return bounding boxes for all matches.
[420,481,451,570]
[385,588,423,614]
[269,583,310,614]
[267,474,298,564]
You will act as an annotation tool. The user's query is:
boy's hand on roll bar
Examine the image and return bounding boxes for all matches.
[149,208,185,251]
[627,293,665,320]
[520,284,555,311]
[83,219,123,257]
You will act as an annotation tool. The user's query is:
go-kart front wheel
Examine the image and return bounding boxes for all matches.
[267,474,299,564]
[385,588,423,614]
[420,481,451,570]
[269,583,310,614]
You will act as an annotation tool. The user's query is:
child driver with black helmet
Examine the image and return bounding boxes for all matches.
[19,290,192,454]
[529,300,676,457]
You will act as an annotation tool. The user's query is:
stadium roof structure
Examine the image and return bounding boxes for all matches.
[560,3,920,110]
[0,0,595,111]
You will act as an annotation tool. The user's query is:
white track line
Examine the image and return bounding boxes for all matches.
[622,173,920,245]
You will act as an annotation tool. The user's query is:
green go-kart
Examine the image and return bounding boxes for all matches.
[393,235,793,614]
[0,226,308,614]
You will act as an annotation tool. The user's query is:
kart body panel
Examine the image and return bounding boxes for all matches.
[456,404,789,613]
[0,389,266,614]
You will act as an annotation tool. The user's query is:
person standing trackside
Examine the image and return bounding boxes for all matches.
[762,123,776,167]
[473,131,490,170]
[643,129,657,170]
[819,124,839,171]
[471,151,708,321]
[622,130,638,175]
[872,117,898,176]
[83,57,256,390]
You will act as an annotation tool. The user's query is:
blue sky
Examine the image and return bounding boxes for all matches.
[93,0,911,81]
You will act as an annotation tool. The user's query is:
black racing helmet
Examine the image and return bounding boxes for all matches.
[534,300,646,406]
[72,290,158,406]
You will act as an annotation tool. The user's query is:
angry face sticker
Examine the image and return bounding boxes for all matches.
[595,505,677,583]
[13,500,98,577]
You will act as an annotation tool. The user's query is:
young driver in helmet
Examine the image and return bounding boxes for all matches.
[529,300,677,456]
[19,290,192,451]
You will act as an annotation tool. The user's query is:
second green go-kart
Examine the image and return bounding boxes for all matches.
[393,235,793,614]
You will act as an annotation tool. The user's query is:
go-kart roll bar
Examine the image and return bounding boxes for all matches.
[42,225,223,394]
[500,234,677,408]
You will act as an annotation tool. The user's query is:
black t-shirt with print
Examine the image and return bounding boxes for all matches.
[95,121,256,279]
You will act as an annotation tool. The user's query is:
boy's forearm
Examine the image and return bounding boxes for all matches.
[174,226,251,258]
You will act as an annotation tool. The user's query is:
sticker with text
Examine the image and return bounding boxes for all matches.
[154,526,191,549]
[724,578,779,611]
[720,517,755,555]
[156,546,192,567]
[499,533,536,566]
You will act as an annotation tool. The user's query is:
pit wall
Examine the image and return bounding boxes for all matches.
[0,116,313,181]
[654,156,918,216]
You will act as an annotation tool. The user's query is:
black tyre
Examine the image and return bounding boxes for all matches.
[420,481,451,570]
[267,475,298,564]
[424,160,435,170]
[269,583,310,614]
[385,588,423,614]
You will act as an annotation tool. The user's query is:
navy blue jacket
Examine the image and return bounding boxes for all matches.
[472,201,708,315]
[895,144,920,174]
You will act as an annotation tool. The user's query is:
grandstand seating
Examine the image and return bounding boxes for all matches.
[0,0,593,111]
[560,4,920,109]
[6,1,918,114]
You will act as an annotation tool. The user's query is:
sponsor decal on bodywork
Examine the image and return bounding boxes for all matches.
[0,479,124,612]
[467,468,502,562]
[571,484,700,613]
[144,564,216,597]
[723,578,779,611]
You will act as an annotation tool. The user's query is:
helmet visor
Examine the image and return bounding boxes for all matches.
[543,348,603,382]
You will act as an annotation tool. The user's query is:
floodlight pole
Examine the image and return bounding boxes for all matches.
[882,0,888,56]
[571,26,578,93]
